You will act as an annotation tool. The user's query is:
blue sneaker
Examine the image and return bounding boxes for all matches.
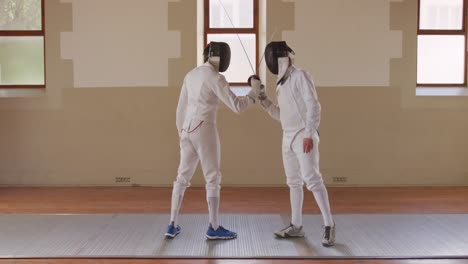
[165,223,181,238]
[206,225,237,240]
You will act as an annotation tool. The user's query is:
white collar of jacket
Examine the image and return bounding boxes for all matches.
[203,61,218,71]
[277,65,297,88]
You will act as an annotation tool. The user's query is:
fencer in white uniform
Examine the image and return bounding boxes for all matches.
[166,42,260,240]
[251,41,335,246]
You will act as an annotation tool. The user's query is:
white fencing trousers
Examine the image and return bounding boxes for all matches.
[170,121,221,228]
[282,129,334,227]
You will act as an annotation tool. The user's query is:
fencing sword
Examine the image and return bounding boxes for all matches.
[216,0,278,77]
[216,0,277,99]
[258,27,277,70]
[216,0,256,75]
[256,27,277,99]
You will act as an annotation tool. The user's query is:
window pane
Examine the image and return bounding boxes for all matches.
[207,34,256,83]
[417,35,465,84]
[209,0,254,28]
[419,0,463,30]
[0,37,44,85]
[0,0,42,30]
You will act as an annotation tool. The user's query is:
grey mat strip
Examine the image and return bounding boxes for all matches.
[0,214,467,258]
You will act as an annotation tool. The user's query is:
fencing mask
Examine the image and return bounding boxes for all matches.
[264,41,295,75]
[203,42,231,73]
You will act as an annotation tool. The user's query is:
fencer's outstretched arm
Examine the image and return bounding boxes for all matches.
[300,71,321,138]
[249,76,281,122]
[176,78,188,136]
[260,97,281,122]
[248,75,280,121]
[211,75,257,114]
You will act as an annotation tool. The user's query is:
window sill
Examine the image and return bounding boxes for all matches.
[0,88,46,98]
[416,87,468,96]
[231,86,252,97]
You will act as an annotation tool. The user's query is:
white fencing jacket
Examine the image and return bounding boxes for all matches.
[263,65,321,139]
[176,62,255,135]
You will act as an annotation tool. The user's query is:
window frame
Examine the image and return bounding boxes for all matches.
[204,0,259,86]
[417,0,467,87]
[0,0,45,89]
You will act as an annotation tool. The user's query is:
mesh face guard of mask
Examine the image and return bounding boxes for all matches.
[203,42,231,73]
[264,41,295,75]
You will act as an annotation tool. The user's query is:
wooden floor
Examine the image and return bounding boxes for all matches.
[1,260,467,264]
[1,186,468,264]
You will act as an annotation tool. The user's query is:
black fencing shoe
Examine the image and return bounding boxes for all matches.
[322,224,336,247]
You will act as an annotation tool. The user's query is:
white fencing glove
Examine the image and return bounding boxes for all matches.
[248,76,271,109]
[260,96,273,109]
[247,75,262,103]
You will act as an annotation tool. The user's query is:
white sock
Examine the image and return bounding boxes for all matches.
[170,185,185,226]
[312,184,334,227]
[289,186,304,227]
[207,196,220,230]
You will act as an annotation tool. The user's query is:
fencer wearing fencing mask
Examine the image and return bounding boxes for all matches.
[250,41,336,246]
[166,42,260,240]
[203,41,231,73]
[264,41,295,86]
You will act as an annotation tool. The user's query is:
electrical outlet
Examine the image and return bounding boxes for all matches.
[332,177,348,183]
[115,177,131,183]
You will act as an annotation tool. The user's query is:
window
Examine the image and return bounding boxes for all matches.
[205,0,258,86]
[0,0,45,88]
[417,0,466,86]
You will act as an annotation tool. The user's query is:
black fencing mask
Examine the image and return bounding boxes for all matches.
[203,42,231,73]
[264,41,295,75]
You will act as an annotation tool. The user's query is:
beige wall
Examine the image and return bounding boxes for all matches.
[0,0,467,187]
[60,0,180,88]
[284,0,402,87]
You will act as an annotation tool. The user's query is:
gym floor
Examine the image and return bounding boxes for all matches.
[1,187,467,264]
